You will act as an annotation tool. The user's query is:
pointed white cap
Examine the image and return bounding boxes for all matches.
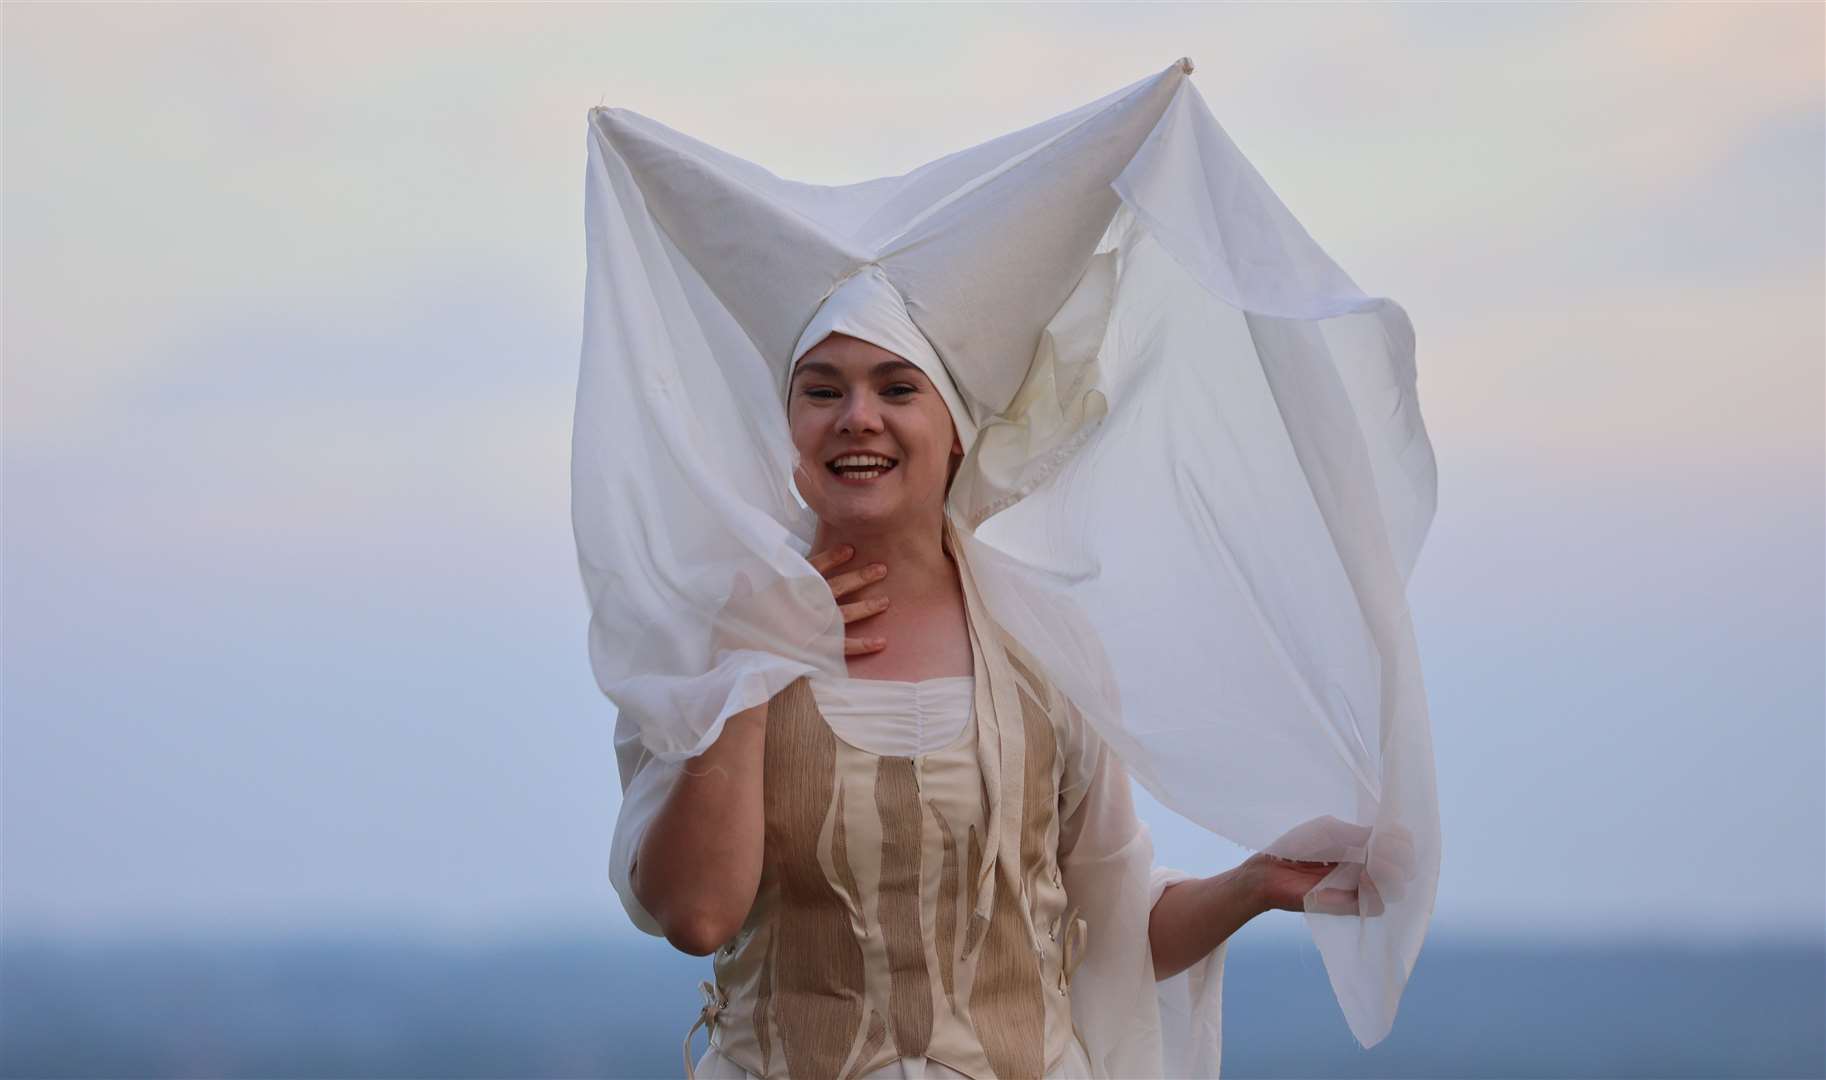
[593,58,1194,421]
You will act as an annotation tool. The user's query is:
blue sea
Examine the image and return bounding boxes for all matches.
[2,933,1821,1078]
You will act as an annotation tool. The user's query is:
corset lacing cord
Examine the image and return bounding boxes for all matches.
[682,979,727,1079]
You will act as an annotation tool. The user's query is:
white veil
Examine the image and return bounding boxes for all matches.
[574,58,1439,1049]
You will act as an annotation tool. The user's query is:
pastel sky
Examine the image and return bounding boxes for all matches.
[3,3,1820,944]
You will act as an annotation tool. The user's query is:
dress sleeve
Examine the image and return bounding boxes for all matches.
[609,710,681,938]
[1058,696,1228,1078]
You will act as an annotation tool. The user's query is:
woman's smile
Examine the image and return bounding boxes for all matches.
[827,452,899,483]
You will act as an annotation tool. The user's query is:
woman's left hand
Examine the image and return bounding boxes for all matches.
[1237,853,1356,914]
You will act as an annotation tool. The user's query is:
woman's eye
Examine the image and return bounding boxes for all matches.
[802,385,915,401]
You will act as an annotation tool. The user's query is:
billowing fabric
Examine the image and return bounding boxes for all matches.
[577,57,1438,1048]
[647,516,1226,1079]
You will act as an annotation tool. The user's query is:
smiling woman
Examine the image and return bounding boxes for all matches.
[581,56,1440,1077]
[622,261,1304,1079]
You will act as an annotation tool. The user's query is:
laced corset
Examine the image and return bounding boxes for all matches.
[689,638,1090,1080]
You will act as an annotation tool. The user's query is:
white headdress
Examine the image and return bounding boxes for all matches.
[575,58,1439,1050]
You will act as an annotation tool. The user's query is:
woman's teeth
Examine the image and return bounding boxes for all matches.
[829,454,897,480]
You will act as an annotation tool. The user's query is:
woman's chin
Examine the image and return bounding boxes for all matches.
[815,502,898,529]
[809,490,924,530]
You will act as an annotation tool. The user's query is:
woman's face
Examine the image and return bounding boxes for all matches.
[788,332,963,531]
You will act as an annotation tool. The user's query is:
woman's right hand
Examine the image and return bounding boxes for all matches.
[809,543,890,656]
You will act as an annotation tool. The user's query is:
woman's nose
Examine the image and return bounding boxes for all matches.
[836,398,883,435]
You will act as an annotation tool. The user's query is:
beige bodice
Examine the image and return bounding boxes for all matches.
[691,609,1090,1079]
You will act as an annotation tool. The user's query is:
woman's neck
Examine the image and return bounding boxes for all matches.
[812,510,971,681]
[811,513,954,593]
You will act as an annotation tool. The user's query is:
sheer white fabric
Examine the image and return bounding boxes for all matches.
[580,57,1438,1049]
[621,675,1227,1078]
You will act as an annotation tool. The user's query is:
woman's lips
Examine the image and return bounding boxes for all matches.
[827,459,898,483]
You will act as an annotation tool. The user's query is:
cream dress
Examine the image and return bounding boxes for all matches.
[612,671,1228,1078]
[692,674,1093,1079]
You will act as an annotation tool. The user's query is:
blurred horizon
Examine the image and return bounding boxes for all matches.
[5,934,1822,1078]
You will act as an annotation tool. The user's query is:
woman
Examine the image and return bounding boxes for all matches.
[614,267,1359,1078]
[585,57,1440,1077]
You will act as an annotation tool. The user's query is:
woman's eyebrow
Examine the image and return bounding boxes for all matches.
[792,359,925,381]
